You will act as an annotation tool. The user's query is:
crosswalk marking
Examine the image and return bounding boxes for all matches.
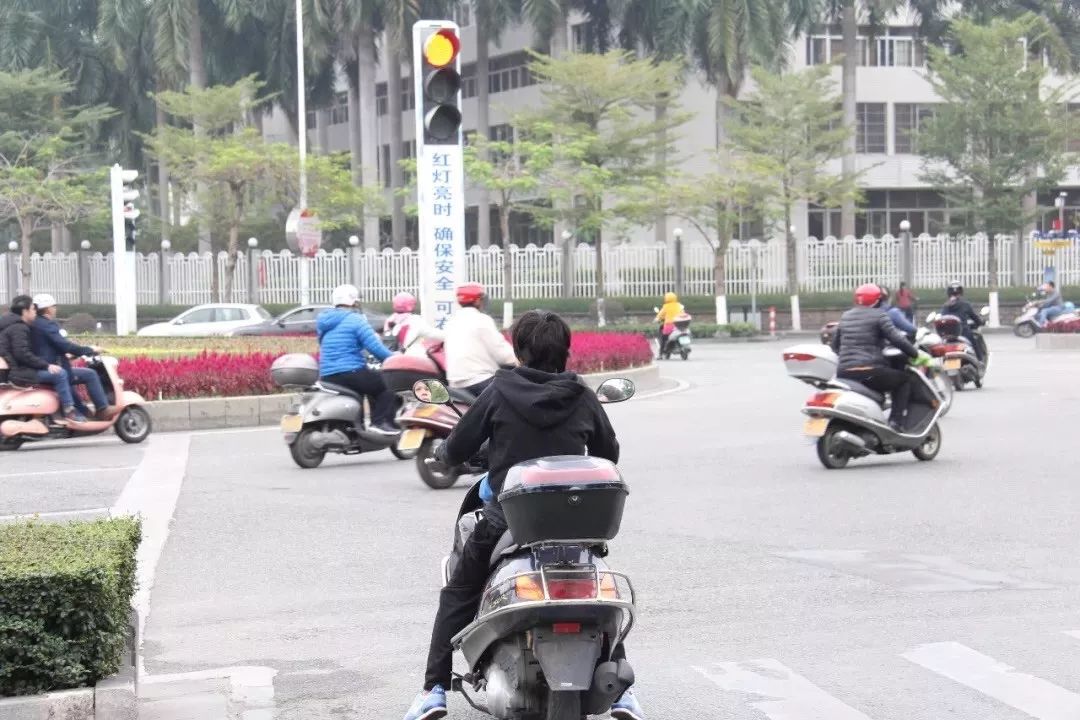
[693,659,874,720]
[902,641,1080,720]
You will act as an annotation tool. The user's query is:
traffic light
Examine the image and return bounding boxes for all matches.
[123,202,139,251]
[111,167,140,251]
[417,26,462,144]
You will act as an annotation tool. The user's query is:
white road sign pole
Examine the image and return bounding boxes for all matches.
[110,164,139,335]
[413,21,466,331]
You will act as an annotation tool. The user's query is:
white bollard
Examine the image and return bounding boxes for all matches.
[988,291,1001,329]
[503,301,513,330]
[715,295,728,326]
[790,295,802,332]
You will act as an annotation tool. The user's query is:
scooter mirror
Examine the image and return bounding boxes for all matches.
[596,378,635,404]
[980,306,990,317]
[413,379,450,405]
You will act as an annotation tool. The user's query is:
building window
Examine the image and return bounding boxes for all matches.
[489,123,513,142]
[376,83,387,116]
[329,93,348,125]
[806,28,926,67]
[461,62,478,99]
[894,103,935,154]
[380,143,390,187]
[375,79,414,116]
[489,52,534,94]
[571,21,594,53]
[856,103,886,153]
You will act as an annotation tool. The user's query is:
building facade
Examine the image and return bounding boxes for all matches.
[260,5,1080,249]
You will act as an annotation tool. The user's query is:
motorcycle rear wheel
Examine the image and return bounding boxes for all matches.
[416,437,460,489]
[816,427,850,470]
[289,428,326,469]
[912,423,942,461]
[680,348,690,360]
[544,689,584,720]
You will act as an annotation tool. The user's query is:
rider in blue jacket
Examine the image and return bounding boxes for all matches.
[317,284,397,435]
[879,286,916,339]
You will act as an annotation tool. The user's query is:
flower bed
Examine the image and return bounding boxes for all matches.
[114,332,653,400]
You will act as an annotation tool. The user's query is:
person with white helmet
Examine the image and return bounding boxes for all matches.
[31,293,114,421]
[384,291,444,357]
[316,284,398,435]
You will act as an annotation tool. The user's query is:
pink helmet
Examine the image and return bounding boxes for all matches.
[392,291,417,313]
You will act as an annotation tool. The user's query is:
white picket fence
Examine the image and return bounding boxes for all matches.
[2,234,1077,306]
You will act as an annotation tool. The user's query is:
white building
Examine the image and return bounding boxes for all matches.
[261,5,1080,249]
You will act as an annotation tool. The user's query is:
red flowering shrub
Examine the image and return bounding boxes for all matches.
[1045,318,1080,333]
[118,332,652,400]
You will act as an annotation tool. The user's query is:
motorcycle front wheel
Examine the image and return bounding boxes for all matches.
[1014,322,1036,339]
[545,690,584,720]
[416,438,460,489]
[912,423,942,461]
[114,406,152,444]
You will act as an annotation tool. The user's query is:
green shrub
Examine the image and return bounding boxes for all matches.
[726,322,759,337]
[0,518,141,697]
[62,313,99,334]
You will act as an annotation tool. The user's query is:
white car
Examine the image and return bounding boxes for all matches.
[137,304,273,337]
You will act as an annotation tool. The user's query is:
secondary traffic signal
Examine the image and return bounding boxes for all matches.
[418,26,462,144]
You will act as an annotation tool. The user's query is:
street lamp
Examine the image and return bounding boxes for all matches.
[160,239,171,251]
[7,241,16,252]
[561,230,572,242]
[80,240,92,251]
[899,220,913,288]
[1056,191,1068,234]
[899,219,911,232]
[672,227,684,296]
[247,237,259,249]
[348,235,360,247]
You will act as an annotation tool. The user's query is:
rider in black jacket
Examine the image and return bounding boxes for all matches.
[831,283,922,432]
[940,282,985,361]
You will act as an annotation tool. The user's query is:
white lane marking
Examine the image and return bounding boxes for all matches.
[0,465,137,479]
[903,641,1080,720]
[693,659,875,720]
[110,433,191,674]
[0,507,110,523]
[140,666,277,719]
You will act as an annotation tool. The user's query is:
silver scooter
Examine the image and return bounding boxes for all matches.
[784,345,947,469]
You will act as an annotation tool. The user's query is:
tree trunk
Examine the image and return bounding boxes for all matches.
[316,109,331,154]
[715,206,731,297]
[347,77,363,186]
[785,202,798,294]
[358,29,381,250]
[840,0,857,238]
[594,200,605,300]
[187,0,212,254]
[387,37,407,249]
[156,99,171,244]
[477,26,492,248]
[50,224,63,253]
[654,94,668,246]
[987,232,999,291]
[224,222,240,301]
[501,206,513,301]
[19,220,32,292]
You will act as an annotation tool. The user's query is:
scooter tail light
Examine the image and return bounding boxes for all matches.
[514,574,545,601]
[599,572,620,599]
[806,391,840,408]
[553,622,582,634]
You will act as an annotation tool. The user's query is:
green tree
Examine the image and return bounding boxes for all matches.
[463,130,555,308]
[917,14,1073,291]
[524,50,686,299]
[726,64,858,294]
[0,69,113,290]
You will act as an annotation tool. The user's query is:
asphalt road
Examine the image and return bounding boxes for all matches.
[8,335,1080,719]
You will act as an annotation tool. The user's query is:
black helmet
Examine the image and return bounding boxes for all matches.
[947,281,963,297]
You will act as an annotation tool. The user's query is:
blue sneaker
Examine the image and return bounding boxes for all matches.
[611,687,645,720]
[402,685,447,720]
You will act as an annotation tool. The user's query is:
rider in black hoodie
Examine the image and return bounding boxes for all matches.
[403,310,644,720]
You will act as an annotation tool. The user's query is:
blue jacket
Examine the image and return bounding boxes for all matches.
[884,304,916,336]
[316,308,392,377]
[31,316,94,369]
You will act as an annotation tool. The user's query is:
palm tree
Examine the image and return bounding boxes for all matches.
[472,0,521,247]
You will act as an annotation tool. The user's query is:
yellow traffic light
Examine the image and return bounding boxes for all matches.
[422,29,460,68]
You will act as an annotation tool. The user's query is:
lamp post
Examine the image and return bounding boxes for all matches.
[247,237,259,304]
[789,224,801,332]
[348,234,361,291]
[899,219,913,289]
[673,227,684,296]
[6,240,18,295]
[77,240,92,304]
[560,230,573,298]
[159,239,171,305]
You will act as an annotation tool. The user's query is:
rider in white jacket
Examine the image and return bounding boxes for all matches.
[443,283,517,395]
[384,292,444,357]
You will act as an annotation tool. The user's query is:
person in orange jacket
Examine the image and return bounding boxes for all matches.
[654,291,685,357]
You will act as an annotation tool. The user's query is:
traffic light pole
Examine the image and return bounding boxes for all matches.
[110,164,138,335]
[413,21,466,331]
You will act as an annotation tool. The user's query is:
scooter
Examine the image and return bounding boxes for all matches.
[411,377,639,720]
[0,355,152,450]
[653,309,693,360]
[1014,297,1080,338]
[271,353,414,469]
[925,307,989,390]
[783,345,947,469]
[397,384,483,489]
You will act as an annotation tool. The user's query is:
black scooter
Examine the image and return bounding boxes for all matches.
[411,378,638,720]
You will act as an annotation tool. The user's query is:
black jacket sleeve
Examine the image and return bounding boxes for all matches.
[10,325,49,370]
[441,389,495,467]
[585,396,620,464]
[878,313,919,358]
[965,303,984,328]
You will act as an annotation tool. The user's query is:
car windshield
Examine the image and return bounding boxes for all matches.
[256,307,273,320]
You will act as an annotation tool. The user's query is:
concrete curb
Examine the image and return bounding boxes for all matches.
[1036,333,1080,350]
[145,364,662,433]
[0,612,137,720]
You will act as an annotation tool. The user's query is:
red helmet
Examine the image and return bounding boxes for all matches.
[854,283,883,307]
[456,282,486,307]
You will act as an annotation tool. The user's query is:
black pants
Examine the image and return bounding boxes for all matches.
[962,329,986,362]
[839,366,911,426]
[464,377,494,398]
[423,504,628,690]
[321,368,397,427]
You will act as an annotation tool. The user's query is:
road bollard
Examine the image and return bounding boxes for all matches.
[769,306,777,338]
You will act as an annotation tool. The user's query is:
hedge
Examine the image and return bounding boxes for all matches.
[0,518,141,697]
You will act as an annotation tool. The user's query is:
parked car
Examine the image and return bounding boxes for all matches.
[137,304,272,337]
[229,304,389,337]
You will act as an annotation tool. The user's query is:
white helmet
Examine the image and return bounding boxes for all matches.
[33,293,57,311]
[331,284,360,307]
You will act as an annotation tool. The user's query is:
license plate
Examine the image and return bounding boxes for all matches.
[944,358,961,371]
[678,335,691,345]
[804,417,829,437]
[280,414,303,433]
[398,428,426,451]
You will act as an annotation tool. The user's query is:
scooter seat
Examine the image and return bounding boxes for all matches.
[489,530,518,568]
[317,381,363,402]
[835,380,886,406]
